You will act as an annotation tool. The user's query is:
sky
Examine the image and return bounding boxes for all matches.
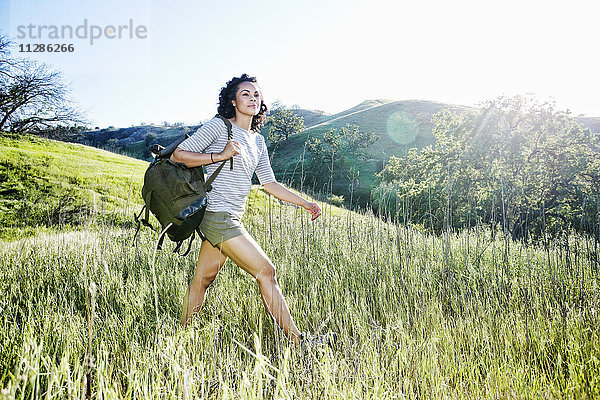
[1,0,599,128]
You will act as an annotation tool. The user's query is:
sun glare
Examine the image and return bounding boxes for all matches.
[387,110,420,145]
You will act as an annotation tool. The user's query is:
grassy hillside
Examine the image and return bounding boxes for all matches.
[0,133,147,240]
[290,108,331,127]
[68,101,600,165]
[268,100,474,203]
[42,101,599,212]
[303,100,472,151]
[1,189,598,398]
[279,100,471,160]
[0,134,598,397]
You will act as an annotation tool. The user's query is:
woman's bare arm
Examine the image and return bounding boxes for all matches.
[263,181,322,220]
[170,140,240,167]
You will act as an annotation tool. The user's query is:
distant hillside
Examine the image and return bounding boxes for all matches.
[299,100,599,153]
[267,100,600,206]
[53,100,598,165]
[576,116,600,134]
[36,123,203,162]
[267,100,475,203]
[34,100,600,209]
[291,108,331,127]
[305,99,473,152]
[0,133,147,240]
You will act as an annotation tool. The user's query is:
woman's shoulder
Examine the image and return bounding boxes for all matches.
[203,116,228,129]
[193,116,228,136]
[254,132,268,151]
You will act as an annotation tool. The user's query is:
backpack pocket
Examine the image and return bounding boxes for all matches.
[161,160,206,198]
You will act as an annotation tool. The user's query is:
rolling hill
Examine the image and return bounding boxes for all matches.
[281,99,599,162]
[267,100,475,203]
[0,132,322,241]
[0,133,148,240]
[34,99,600,209]
[266,100,600,204]
[51,100,600,169]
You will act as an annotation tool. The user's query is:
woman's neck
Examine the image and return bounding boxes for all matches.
[230,114,253,132]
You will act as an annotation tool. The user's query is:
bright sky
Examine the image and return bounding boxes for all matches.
[1,0,599,128]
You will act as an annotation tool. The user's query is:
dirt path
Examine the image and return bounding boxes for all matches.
[304,102,390,130]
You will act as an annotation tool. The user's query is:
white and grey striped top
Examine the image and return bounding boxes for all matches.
[177,117,276,218]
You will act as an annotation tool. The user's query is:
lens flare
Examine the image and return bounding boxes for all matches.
[386,111,419,145]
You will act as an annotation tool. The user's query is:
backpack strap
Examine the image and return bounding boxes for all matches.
[133,202,155,243]
[214,114,234,170]
[196,227,207,242]
[139,191,155,230]
[174,231,195,257]
[202,114,235,191]
[132,205,145,243]
[157,228,167,251]
[204,159,228,192]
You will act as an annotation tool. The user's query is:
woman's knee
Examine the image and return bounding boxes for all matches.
[200,273,217,288]
[256,261,277,283]
[194,242,226,287]
[192,260,220,289]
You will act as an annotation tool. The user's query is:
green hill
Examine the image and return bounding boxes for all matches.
[303,100,472,151]
[269,100,600,206]
[0,133,323,241]
[59,100,599,167]
[0,133,147,240]
[289,108,331,127]
[34,100,600,211]
[268,100,474,204]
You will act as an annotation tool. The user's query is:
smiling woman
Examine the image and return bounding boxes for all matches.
[215,76,268,133]
[170,74,332,347]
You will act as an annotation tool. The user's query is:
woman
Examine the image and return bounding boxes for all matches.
[171,74,321,345]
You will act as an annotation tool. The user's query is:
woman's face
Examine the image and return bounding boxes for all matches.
[232,81,262,117]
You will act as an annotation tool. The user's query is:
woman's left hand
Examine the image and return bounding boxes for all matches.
[303,201,321,221]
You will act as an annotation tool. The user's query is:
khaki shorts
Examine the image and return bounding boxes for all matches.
[199,211,246,247]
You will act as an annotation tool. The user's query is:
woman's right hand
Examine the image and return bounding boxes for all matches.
[219,140,241,160]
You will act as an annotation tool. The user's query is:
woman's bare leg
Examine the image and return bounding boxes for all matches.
[180,239,228,326]
[219,231,301,344]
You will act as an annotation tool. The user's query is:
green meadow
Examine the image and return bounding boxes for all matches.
[0,134,599,398]
[0,134,146,240]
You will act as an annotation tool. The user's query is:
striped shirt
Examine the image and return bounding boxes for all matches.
[177,117,276,218]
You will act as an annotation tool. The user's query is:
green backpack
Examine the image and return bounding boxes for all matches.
[134,115,233,255]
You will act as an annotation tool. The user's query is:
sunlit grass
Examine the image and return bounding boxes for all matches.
[1,185,599,398]
[0,134,146,240]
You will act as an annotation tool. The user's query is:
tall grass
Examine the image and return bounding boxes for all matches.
[1,187,599,398]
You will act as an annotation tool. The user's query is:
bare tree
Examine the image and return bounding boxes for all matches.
[0,35,87,133]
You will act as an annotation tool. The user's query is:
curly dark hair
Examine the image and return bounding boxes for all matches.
[217,74,268,132]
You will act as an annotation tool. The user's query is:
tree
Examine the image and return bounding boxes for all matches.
[0,35,86,133]
[338,124,378,160]
[372,95,600,240]
[305,124,378,198]
[264,106,304,152]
